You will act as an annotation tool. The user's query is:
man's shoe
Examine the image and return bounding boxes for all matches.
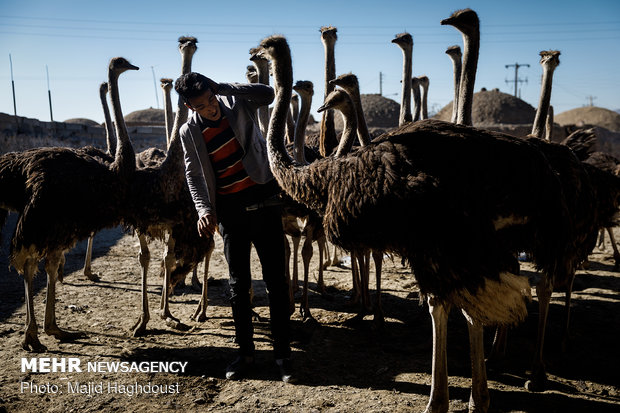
[275,358,297,384]
[225,355,254,380]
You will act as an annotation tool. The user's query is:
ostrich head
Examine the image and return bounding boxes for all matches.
[293,80,314,97]
[391,32,413,49]
[259,35,291,62]
[160,78,173,91]
[445,45,462,59]
[178,36,198,59]
[317,88,354,114]
[99,82,109,95]
[109,57,139,75]
[320,26,338,44]
[330,73,359,91]
[249,46,268,63]
[245,65,258,83]
[441,8,479,35]
[417,75,429,87]
[539,50,561,71]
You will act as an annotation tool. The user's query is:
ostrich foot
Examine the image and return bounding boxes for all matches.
[22,333,47,352]
[191,277,202,292]
[131,316,149,337]
[525,368,547,392]
[343,312,365,327]
[300,307,314,323]
[191,301,208,322]
[165,317,191,331]
[46,326,87,342]
[251,309,266,322]
[83,269,101,282]
[372,312,385,331]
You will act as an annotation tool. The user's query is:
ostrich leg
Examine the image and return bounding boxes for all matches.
[43,250,86,341]
[526,274,553,391]
[464,311,490,413]
[132,234,151,337]
[192,237,215,322]
[22,258,45,352]
[82,232,101,281]
[425,297,450,413]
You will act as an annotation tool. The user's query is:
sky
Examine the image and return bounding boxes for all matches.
[1,0,619,125]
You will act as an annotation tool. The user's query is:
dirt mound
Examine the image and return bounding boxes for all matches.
[556,107,620,132]
[125,108,166,126]
[63,118,100,126]
[333,94,400,129]
[434,88,536,125]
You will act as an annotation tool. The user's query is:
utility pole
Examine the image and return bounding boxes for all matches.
[9,54,17,119]
[151,66,160,109]
[379,71,383,96]
[586,95,597,107]
[46,65,53,122]
[505,62,529,97]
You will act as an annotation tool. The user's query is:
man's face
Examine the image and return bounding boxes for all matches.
[187,89,221,121]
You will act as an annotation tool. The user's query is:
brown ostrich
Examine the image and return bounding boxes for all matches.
[257,32,577,413]
[442,10,478,126]
[319,26,339,156]
[445,45,462,123]
[329,73,385,325]
[0,57,139,352]
[392,32,413,126]
[122,36,215,334]
[417,75,430,120]
[81,81,117,282]
[161,77,175,147]
[411,76,422,122]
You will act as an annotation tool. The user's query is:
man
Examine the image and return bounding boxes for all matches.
[175,72,294,383]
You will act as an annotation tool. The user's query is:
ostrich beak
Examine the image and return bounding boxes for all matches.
[440,17,454,26]
[317,103,329,113]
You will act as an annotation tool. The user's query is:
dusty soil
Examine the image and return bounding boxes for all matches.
[1,212,619,413]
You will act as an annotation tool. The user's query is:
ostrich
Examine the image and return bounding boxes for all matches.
[249,47,271,139]
[257,31,579,413]
[81,81,117,282]
[245,65,258,83]
[411,76,422,122]
[161,77,174,147]
[319,26,339,157]
[442,10,478,126]
[417,75,430,120]
[283,79,330,320]
[445,45,462,123]
[531,51,560,139]
[329,73,385,325]
[123,36,215,333]
[392,32,413,126]
[0,57,139,352]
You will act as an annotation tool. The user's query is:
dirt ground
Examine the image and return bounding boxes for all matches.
[1,212,619,413]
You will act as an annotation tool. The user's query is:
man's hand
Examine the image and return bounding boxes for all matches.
[197,213,217,237]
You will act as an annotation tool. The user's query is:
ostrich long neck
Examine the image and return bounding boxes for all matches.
[448,53,462,123]
[108,70,135,176]
[420,78,429,120]
[545,105,554,141]
[254,58,270,138]
[294,93,311,164]
[161,46,195,176]
[334,101,358,158]
[319,35,338,157]
[457,29,479,126]
[532,60,558,139]
[347,86,371,146]
[411,78,421,122]
[399,45,413,126]
[162,86,174,148]
[266,41,328,212]
[99,84,116,156]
